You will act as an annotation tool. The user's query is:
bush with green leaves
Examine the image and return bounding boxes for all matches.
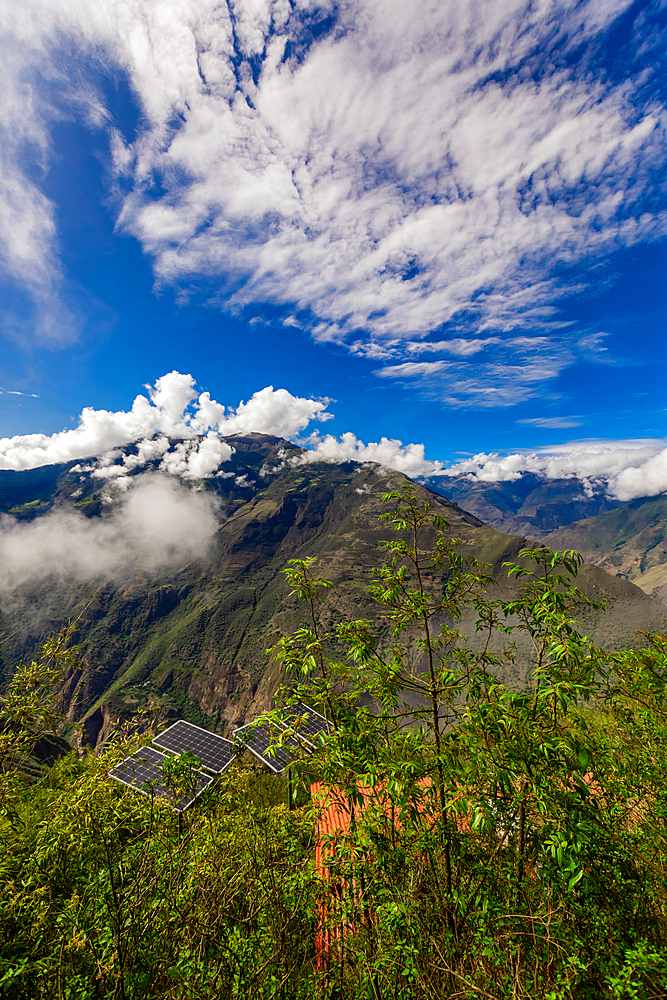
[2,485,667,998]
[270,486,667,998]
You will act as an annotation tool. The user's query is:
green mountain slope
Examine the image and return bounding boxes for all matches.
[544,494,667,602]
[421,472,623,537]
[1,438,665,746]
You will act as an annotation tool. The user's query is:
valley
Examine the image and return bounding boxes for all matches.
[1,435,666,746]
[543,494,667,602]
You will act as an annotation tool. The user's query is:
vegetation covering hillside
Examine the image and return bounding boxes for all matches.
[421,472,623,537]
[544,494,667,603]
[1,440,666,748]
[2,486,667,999]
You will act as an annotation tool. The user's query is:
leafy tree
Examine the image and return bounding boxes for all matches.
[0,623,82,819]
[272,485,667,997]
[2,485,667,998]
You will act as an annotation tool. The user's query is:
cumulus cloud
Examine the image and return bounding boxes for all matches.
[158,433,233,480]
[0,372,332,472]
[2,370,666,501]
[294,432,443,479]
[436,440,667,501]
[2,0,666,400]
[216,386,333,439]
[298,431,667,501]
[0,475,218,589]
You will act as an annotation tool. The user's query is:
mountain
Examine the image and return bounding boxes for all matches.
[543,494,667,603]
[420,472,624,537]
[0,433,304,522]
[1,436,665,747]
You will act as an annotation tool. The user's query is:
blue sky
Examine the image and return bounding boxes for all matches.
[1,0,666,494]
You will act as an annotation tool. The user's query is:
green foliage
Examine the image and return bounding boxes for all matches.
[3,485,667,997]
[270,486,667,996]
[0,624,82,815]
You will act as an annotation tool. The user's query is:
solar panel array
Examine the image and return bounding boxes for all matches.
[233,721,302,773]
[152,720,235,775]
[282,703,334,745]
[108,702,334,805]
[233,703,333,772]
[109,746,213,812]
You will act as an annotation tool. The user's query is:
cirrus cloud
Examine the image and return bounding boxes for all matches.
[1,0,666,401]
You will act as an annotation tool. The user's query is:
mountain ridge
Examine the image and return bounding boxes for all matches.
[543,493,667,602]
[420,471,625,537]
[1,436,665,747]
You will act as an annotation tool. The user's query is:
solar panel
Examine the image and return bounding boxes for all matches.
[233,720,303,773]
[152,720,235,774]
[280,703,334,746]
[109,746,213,811]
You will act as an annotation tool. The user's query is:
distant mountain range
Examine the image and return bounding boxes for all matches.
[421,472,624,537]
[424,472,667,601]
[543,495,667,603]
[1,435,665,745]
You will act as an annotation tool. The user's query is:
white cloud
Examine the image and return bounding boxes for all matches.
[374,335,575,406]
[294,431,443,478]
[123,435,171,469]
[1,370,667,503]
[158,433,233,479]
[376,360,449,379]
[1,0,666,399]
[0,1,93,343]
[436,439,667,501]
[613,450,667,501]
[216,385,332,439]
[517,417,582,429]
[0,474,218,589]
[406,339,499,357]
[0,372,187,471]
[0,372,333,472]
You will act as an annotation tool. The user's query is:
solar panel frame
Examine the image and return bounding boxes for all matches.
[279,702,334,747]
[152,719,235,775]
[109,745,213,811]
[232,719,303,774]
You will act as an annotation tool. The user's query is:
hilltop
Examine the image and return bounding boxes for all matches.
[1,435,665,746]
[543,493,667,603]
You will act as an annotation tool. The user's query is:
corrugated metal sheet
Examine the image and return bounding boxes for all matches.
[311,776,474,961]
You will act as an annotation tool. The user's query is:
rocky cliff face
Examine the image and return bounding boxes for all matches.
[2,436,665,746]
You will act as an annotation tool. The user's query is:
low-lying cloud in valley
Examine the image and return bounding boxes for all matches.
[0,475,218,589]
